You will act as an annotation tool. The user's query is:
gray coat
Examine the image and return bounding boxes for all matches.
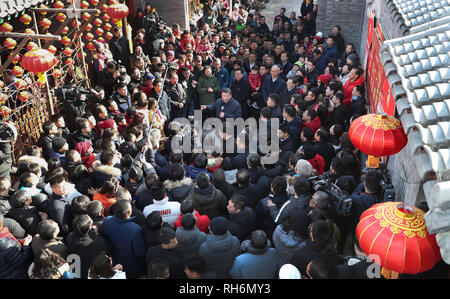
[199,231,240,277]
[272,225,307,267]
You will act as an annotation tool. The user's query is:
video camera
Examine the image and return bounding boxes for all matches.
[365,162,395,202]
[311,177,353,217]
[54,85,92,103]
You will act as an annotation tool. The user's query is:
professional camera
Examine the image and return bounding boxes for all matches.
[374,163,395,201]
[0,122,17,142]
[55,85,91,131]
[55,85,92,103]
[311,178,353,217]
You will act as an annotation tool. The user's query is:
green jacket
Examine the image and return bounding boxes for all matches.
[197,75,221,105]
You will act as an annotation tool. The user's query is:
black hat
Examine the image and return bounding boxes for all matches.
[119,142,138,157]
[128,166,144,183]
[209,216,228,235]
[52,137,67,152]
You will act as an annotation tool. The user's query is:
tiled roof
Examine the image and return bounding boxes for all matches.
[384,0,450,35]
[381,22,450,183]
[0,0,46,18]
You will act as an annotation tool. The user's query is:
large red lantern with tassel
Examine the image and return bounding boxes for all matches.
[356,202,441,275]
[349,112,408,168]
[106,3,129,20]
[21,49,58,84]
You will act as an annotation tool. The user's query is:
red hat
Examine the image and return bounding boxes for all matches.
[98,119,116,131]
[318,74,330,85]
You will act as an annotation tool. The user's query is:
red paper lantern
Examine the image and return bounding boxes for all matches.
[80,0,89,9]
[52,69,63,78]
[61,36,72,46]
[3,38,16,50]
[62,48,73,56]
[357,202,441,274]
[90,0,99,5]
[20,14,32,25]
[108,0,118,4]
[106,3,129,20]
[86,24,93,31]
[0,93,7,105]
[0,106,12,117]
[47,45,57,54]
[39,4,48,15]
[11,54,21,64]
[17,91,30,102]
[65,58,74,65]
[14,79,27,90]
[103,23,112,31]
[86,42,95,51]
[82,12,91,21]
[12,66,24,77]
[21,49,58,74]
[24,29,35,35]
[349,113,408,168]
[53,1,64,8]
[0,22,13,33]
[56,13,67,23]
[105,32,113,40]
[94,18,103,27]
[97,37,105,44]
[40,18,52,29]
[85,33,94,41]
[102,14,111,22]
[26,42,39,51]
[61,26,69,35]
[95,28,104,36]
[100,4,108,11]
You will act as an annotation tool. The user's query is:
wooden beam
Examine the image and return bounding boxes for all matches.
[0,32,61,40]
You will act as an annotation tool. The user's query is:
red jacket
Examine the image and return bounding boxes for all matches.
[248,73,261,92]
[343,75,364,108]
[173,211,210,234]
[308,154,325,175]
[302,116,322,134]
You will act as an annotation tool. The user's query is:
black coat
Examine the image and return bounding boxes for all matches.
[0,228,31,279]
[6,206,41,236]
[142,223,171,249]
[280,136,297,153]
[231,151,249,170]
[107,205,146,227]
[232,183,261,210]
[331,104,347,128]
[48,193,73,239]
[66,230,114,279]
[256,192,290,238]
[228,207,257,242]
[346,96,366,125]
[312,141,336,171]
[281,87,300,106]
[231,77,250,106]
[290,239,342,275]
[213,180,235,200]
[146,246,186,279]
[253,165,284,202]
[37,134,54,160]
[269,193,313,225]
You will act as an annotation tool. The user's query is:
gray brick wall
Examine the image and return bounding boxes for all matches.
[150,0,189,29]
[315,0,365,53]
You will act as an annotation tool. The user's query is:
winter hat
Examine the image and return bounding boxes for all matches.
[98,119,116,131]
[52,137,67,152]
[128,166,144,183]
[279,264,301,279]
[209,216,228,235]
[296,159,314,178]
[119,142,138,157]
[318,74,330,85]
[294,61,303,68]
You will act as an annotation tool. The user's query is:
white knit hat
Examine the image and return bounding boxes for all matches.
[279,264,301,279]
[296,159,314,178]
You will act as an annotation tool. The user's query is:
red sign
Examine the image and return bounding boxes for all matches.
[365,19,395,115]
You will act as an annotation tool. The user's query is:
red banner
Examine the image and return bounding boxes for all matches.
[365,20,395,115]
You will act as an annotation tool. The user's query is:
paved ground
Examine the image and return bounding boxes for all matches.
[258,0,302,30]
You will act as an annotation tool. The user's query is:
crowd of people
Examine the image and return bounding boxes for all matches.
[1,0,443,280]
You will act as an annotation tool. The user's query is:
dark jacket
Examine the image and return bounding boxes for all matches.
[231,77,250,106]
[232,183,261,209]
[66,230,114,279]
[206,98,242,120]
[231,151,249,170]
[256,192,290,238]
[6,206,41,236]
[272,224,308,266]
[106,204,146,227]
[268,193,313,225]
[146,245,186,279]
[351,183,380,229]
[228,207,257,242]
[187,185,228,219]
[346,95,366,125]
[142,222,171,249]
[312,141,336,171]
[37,134,54,160]
[0,227,31,279]
[101,216,147,278]
[213,180,235,200]
[331,104,347,128]
[48,193,73,239]
[0,142,12,179]
[184,166,213,181]
[280,136,297,153]
[281,86,300,106]
[91,160,122,189]
[197,75,221,105]
[286,116,302,149]
[262,76,286,103]
[290,239,342,275]
[199,231,241,278]
[175,227,207,259]
[253,165,284,202]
